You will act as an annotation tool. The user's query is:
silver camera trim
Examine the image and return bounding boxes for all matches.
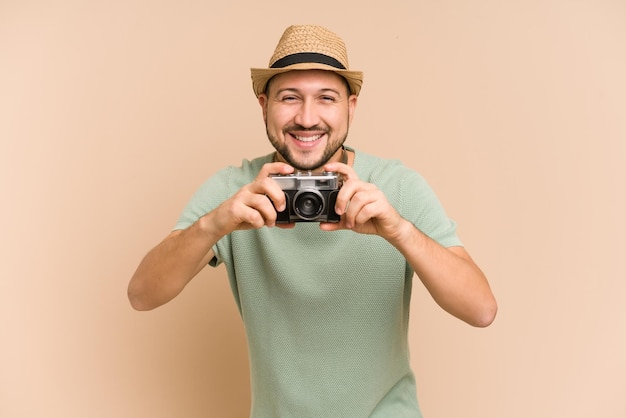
[270,171,342,222]
[270,171,341,190]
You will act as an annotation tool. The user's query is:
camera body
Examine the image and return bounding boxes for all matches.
[270,171,342,223]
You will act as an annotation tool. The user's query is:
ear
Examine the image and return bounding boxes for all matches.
[347,94,358,125]
[258,93,268,122]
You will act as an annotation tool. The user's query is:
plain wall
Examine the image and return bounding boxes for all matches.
[1,1,624,417]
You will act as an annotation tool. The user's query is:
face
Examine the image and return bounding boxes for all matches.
[258,70,357,171]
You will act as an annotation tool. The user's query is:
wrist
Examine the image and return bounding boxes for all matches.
[196,210,227,244]
[385,217,409,245]
[386,217,424,252]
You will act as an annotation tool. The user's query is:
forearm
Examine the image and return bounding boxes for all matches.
[127,214,221,311]
[390,219,497,327]
[127,161,294,311]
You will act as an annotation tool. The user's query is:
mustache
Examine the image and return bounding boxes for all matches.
[283,124,329,133]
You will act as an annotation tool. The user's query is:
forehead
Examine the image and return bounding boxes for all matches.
[268,70,349,93]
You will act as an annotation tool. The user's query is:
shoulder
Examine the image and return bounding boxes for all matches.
[352,148,425,187]
[173,152,273,230]
[351,147,442,210]
[201,152,274,189]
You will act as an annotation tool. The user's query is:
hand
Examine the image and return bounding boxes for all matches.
[319,161,406,242]
[210,162,295,236]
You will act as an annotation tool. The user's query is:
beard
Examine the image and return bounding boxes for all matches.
[267,124,349,171]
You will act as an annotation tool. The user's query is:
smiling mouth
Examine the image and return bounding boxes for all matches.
[291,133,324,142]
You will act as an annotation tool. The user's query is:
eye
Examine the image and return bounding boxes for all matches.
[319,95,337,103]
[279,94,299,102]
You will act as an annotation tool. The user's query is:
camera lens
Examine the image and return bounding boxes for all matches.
[293,190,324,220]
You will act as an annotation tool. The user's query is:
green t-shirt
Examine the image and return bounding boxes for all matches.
[175,148,461,417]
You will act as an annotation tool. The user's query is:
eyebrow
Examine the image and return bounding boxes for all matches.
[275,87,342,96]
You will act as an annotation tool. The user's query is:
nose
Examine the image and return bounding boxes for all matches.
[293,98,320,128]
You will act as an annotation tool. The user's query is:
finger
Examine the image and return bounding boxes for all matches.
[248,169,293,213]
[332,179,357,215]
[323,161,359,182]
[246,192,281,227]
[247,177,286,212]
[257,162,294,178]
[228,199,266,230]
[352,200,380,226]
[250,162,294,199]
[334,181,376,216]
[343,188,380,228]
[319,219,347,231]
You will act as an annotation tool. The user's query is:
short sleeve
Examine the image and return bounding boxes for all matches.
[399,169,462,248]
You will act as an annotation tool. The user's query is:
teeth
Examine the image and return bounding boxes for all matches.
[294,134,323,142]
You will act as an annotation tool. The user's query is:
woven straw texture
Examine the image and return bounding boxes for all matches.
[268,25,350,69]
[250,24,363,97]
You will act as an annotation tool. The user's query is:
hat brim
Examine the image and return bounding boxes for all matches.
[250,63,363,97]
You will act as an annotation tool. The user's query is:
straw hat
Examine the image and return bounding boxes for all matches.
[250,25,363,97]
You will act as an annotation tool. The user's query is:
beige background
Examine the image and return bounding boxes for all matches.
[1,0,625,417]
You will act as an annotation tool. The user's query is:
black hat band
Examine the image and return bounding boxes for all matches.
[270,52,346,70]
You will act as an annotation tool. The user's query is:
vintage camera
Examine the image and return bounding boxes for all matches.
[270,171,342,223]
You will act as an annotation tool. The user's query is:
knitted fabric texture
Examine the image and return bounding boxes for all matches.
[175,148,461,417]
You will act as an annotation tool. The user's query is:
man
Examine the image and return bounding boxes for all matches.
[128,24,497,418]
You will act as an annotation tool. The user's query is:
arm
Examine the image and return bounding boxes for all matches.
[127,162,295,311]
[320,162,497,327]
[127,221,218,311]
[386,221,497,327]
